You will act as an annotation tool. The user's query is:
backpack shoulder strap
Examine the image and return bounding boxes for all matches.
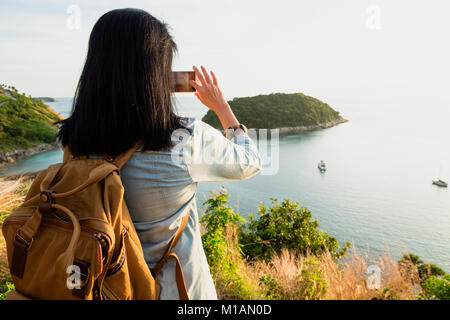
[151,210,190,300]
[111,143,141,169]
[62,143,140,170]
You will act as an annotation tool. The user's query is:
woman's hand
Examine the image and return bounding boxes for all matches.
[190,66,226,113]
[190,66,239,130]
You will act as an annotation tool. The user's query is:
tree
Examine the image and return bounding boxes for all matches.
[239,198,350,261]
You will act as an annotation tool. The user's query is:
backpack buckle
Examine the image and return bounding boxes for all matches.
[38,190,54,214]
[14,230,33,249]
[11,230,34,278]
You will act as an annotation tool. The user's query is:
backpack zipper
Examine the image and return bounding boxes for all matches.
[106,226,127,276]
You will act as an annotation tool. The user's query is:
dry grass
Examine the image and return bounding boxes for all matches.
[213,225,421,300]
[0,178,33,223]
[0,177,33,280]
[0,180,24,211]
[220,249,421,300]
[323,249,420,299]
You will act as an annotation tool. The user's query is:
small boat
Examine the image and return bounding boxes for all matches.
[432,180,448,188]
[318,160,327,172]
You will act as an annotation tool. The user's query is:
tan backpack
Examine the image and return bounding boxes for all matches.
[2,145,189,300]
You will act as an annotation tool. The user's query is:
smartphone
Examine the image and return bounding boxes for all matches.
[172,71,196,92]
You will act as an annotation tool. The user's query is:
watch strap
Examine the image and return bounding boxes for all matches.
[222,124,248,139]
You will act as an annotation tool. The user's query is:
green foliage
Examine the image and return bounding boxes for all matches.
[419,274,450,300]
[398,253,448,300]
[0,84,61,152]
[399,253,446,282]
[239,198,350,261]
[297,257,328,300]
[200,191,246,272]
[202,92,343,129]
[259,275,283,300]
[200,190,262,299]
[0,210,9,224]
[0,274,14,300]
[200,191,336,299]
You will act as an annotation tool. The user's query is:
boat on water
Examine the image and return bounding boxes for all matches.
[432,179,448,188]
[318,160,327,172]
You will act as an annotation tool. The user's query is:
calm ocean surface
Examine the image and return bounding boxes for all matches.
[1,96,449,271]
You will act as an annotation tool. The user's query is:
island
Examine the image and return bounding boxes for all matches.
[33,97,56,102]
[202,92,347,133]
[0,85,63,167]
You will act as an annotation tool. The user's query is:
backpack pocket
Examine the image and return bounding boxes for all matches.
[101,226,132,299]
[101,224,160,300]
[3,212,111,300]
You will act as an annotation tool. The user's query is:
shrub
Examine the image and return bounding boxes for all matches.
[200,190,262,299]
[398,253,446,282]
[419,275,450,300]
[239,198,350,261]
[0,275,14,300]
[200,190,246,272]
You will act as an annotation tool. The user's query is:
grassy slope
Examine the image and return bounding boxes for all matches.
[202,92,344,129]
[0,85,63,153]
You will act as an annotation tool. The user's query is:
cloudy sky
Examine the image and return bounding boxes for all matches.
[1,0,449,104]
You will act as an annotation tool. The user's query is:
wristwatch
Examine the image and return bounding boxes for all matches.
[223,123,248,139]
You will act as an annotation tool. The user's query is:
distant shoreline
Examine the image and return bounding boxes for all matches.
[34,97,56,102]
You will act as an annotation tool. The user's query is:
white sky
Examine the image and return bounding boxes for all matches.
[1,0,450,104]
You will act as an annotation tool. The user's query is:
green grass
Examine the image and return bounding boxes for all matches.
[0,96,10,103]
[0,273,14,300]
[0,228,13,301]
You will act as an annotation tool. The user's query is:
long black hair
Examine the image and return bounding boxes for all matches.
[57,8,184,157]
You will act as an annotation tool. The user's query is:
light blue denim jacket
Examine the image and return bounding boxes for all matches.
[121,118,261,300]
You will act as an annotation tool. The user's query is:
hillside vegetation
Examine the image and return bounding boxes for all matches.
[202,93,345,129]
[0,85,62,152]
[200,190,449,300]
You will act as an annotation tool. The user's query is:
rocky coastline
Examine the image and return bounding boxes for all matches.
[251,118,348,134]
[0,141,59,169]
